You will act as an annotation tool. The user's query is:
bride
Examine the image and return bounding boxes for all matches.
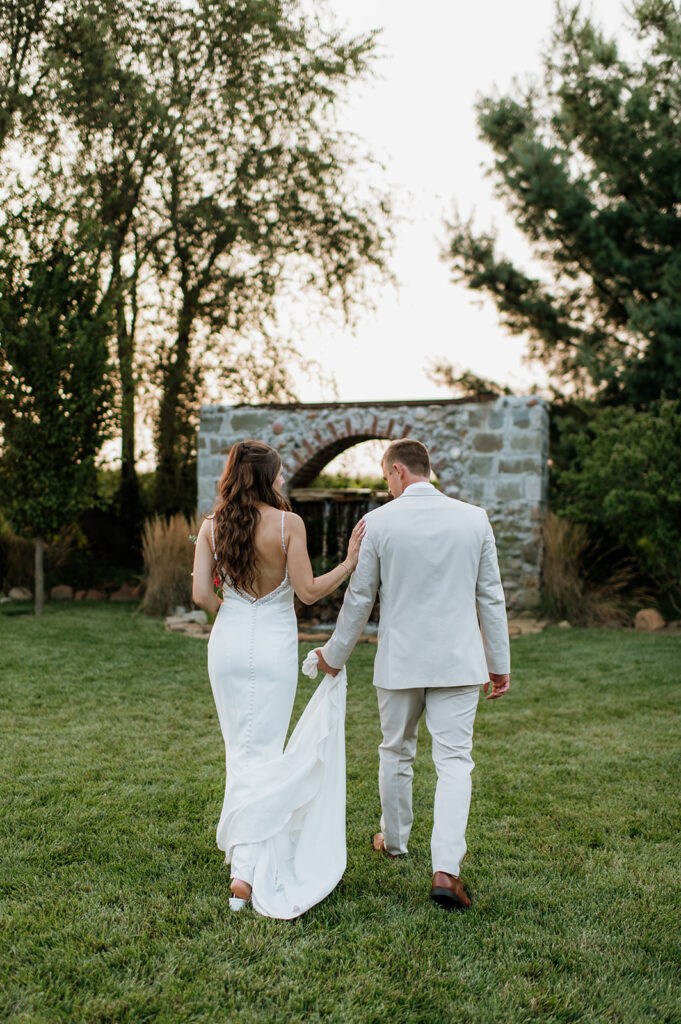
[192,439,365,918]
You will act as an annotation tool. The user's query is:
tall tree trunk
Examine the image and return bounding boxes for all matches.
[112,252,141,545]
[34,535,44,616]
[155,304,193,515]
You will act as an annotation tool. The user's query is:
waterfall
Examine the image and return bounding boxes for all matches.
[290,487,390,620]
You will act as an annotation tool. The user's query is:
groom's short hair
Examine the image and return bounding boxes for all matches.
[382,439,431,476]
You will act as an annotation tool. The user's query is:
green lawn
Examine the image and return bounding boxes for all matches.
[1,604,679,1024]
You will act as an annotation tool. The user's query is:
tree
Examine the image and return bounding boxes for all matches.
[146,0,389,513]
[443,1,681,403]
[2,0,390,525]
[0,245,111,613]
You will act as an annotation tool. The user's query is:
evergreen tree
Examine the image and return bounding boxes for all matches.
[444,1,681,403]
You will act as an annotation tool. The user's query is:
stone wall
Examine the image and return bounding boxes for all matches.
[197,396,549,611]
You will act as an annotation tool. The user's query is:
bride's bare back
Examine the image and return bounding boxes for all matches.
[193,504,365,613]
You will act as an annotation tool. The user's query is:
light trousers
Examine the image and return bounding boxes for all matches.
[376,684,481,876]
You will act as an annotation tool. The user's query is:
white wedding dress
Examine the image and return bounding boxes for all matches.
[207,512,347,919]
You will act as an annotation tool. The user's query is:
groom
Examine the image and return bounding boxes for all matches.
[315,438,510,909]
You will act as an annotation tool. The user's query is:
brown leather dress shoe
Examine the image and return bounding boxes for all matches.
[372,832,398,859]
[430,871,472,910]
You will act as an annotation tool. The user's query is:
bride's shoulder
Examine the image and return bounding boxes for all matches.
[283,509,304,529]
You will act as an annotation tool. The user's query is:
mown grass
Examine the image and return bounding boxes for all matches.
[1,603,679,1024]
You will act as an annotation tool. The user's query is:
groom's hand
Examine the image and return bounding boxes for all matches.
[483,673,510,700]
[315,649,340,677]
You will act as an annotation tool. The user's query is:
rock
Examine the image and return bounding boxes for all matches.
[110,583,140,602]
[85,589,106,601]
[8,586,32,600]
[557,620,571,629]
[165,618,212,637]
[165,610,208,629]
[74,590,86,601]
[635,608,665,631]
[50,585,74,601]
[173,605,187,616]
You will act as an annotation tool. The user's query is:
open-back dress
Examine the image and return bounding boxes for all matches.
[206,511,347,919]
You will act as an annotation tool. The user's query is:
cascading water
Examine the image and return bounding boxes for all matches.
[290,487,390,623]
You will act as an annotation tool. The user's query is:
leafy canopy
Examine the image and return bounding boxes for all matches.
[444,1,681,402]
[0,248,112,537]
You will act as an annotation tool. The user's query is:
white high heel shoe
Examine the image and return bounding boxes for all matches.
[229,878,252,911]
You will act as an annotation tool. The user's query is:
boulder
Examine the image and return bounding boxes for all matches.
[557,620,571,629]
[110,583,140,602]
[74,590,86,601]
[50,585,74,601]
[635,608,665,631]
[8,586,32,600]
[84,589,107,601]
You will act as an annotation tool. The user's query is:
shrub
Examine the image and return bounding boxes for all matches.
[141,513,199,617]
[558,400,681,613]
[0,513,92,592]
[540,512,640,626]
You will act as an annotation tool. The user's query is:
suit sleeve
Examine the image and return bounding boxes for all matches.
[321,528,380,670]
[476,515,511,675]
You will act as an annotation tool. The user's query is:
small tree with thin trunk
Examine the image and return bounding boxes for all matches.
[0,245,111,613]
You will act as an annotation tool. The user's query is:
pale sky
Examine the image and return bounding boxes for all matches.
[286,0,631,405]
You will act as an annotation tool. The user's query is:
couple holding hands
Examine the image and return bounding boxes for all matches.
[192,437,510,919]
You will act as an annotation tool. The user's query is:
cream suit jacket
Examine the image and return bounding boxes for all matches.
[321,482,510,689]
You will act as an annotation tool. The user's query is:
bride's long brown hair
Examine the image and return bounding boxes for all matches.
[212,440,290,594]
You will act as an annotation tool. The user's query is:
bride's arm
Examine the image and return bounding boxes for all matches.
[286,512,365,605]
[192,518,222,615]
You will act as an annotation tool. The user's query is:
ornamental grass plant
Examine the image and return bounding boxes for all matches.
[141,512,199,616]
[540,511,639,626]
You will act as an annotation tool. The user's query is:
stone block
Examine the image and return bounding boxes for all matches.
[522,539,541,566]
[488,409,505,429]
[199,412,224,434]
[469,456,495,476]
[511,408,531,428]
[50,585,74,601]
[473,432,503,453]
[498,456,542,474]
[9,586,32,600]
[468,409,487,428]
[496,479,525,501]
[525,477,543,502]
[230,410,270,432]
[509,430,543,452]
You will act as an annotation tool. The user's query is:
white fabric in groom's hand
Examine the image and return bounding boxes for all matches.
[218,665,347,919]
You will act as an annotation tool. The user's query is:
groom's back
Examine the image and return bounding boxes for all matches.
[365,489,495,688]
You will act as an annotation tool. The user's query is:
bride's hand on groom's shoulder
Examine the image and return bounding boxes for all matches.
[345,519,367,571]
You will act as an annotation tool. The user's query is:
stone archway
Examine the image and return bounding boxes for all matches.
[197,396,549,610]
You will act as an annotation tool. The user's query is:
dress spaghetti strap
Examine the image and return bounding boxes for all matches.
[281,511,289,582]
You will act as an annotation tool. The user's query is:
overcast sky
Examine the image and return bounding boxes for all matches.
[286,0,632,405]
